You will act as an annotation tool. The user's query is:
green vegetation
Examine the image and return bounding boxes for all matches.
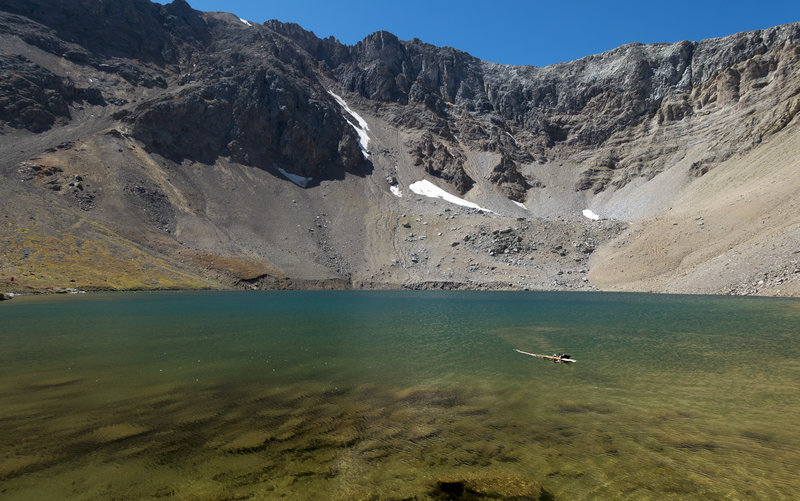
[1,218,220,291]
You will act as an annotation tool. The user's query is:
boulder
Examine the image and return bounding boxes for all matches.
[429,474,548,500]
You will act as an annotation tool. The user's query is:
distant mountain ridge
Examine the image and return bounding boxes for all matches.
[2,0,800,296]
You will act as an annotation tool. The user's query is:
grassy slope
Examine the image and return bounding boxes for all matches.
[0,186,222,292]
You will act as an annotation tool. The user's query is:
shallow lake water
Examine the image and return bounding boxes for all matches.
[1,290,799,499]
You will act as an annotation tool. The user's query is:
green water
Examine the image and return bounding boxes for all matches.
[1,291,799,500]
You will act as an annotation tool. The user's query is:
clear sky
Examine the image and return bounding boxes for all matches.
[155,0,800,67]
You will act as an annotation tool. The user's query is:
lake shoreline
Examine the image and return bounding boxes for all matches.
[3,279,798,299]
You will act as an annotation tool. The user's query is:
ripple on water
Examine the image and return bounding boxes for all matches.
[1,290,799,499]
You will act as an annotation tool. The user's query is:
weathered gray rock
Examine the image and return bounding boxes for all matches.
[410,133,473,194]
[488,154,534,202]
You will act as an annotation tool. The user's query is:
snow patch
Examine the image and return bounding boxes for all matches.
[328,91,370,159]
[513,201,527,210]
[390,185,402,197]
[239,18,252,26]
[277,167,312,188]
[409,180,492,213]
[582,209,601,221]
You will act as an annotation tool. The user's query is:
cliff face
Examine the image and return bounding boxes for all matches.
[326,24,800,193]
[2,0,800,296]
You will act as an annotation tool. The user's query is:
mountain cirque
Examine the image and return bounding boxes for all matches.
[1,0,800,296]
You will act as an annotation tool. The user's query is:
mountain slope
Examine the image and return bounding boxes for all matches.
[1,0,799,295]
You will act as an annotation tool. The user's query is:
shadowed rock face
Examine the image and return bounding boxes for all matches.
[130,66,366,178]
[0,54,104,132]
[0,0,209,64]
[1,0,800,295]
[0,0,370,181]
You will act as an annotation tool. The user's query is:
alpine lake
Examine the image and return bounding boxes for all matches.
[1,290,799,500]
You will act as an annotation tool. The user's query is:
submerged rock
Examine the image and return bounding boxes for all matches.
[91,423,150,443]
[219,431,271,453]
[430,474,549,500]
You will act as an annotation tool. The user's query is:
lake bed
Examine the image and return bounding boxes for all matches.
[1,291,798,499]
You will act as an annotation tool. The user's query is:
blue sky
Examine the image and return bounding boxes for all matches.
[156,0,800,66]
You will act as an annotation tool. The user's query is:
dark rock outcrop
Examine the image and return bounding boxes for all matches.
[0,54,104,132]
[411,133,474,194]
[1,0,373,182]
[130,68,367,179]
[488,155,534,202]
[0,0,209,64]
[429,475,548,500]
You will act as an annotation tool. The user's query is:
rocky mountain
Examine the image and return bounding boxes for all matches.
[2,0,800,296]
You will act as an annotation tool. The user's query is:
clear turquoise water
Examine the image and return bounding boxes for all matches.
[1,291,799,499]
